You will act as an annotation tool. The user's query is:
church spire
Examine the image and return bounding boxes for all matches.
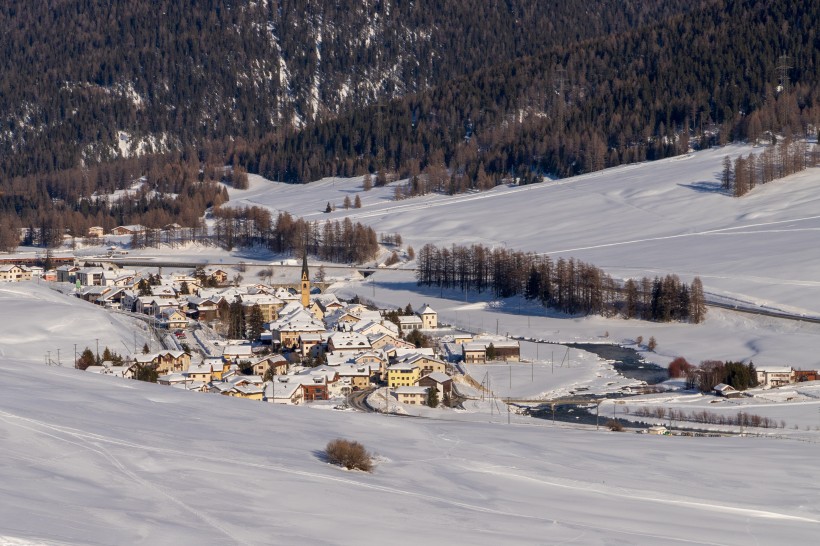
[300,251,310,308]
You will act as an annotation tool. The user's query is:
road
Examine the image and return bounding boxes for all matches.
[347,387,377,412]
[705,300,820,324]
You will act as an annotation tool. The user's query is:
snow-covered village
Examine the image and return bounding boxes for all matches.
[2,2,820,544]
[2,139,820,543]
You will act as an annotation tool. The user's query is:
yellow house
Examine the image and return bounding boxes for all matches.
[387,363,421,388]
[159,308,188,330]
[187,362,214,383]
[0,265,33,282]
[398,354,446,376]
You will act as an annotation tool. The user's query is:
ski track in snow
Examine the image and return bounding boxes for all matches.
[2,408,816,545]
[0,411,251,546]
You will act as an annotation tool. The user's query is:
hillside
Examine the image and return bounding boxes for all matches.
[229,144,820,317]
[2,356,819,544]
[0,0,690,179]
[246,0,819,183]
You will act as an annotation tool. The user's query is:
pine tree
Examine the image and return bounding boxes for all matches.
[721,155,732,190]
[247,304,265,341]
[362,173,372,191]
[76,348,96,370]
[343,195,351,209]
[426,387,440,408]
[228,300,246,339]
[689,277,706,324]
[142,343,150,354]
[353,195,362,208]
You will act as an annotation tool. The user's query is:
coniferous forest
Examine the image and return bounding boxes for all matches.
[416,243,706,323]
[0,0,817,249]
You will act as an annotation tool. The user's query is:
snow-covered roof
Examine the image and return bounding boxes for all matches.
[420,372,452,384]
[395,386,429,395]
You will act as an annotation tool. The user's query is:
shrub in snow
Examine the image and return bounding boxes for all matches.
[606,419,624,432]
[325,439,373,472]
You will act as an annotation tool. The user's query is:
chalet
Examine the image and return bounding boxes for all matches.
[265,377,303,405]
[186,361,215,383]
[329,364,372,391]
[323,309,362,330]
[204,268,229,285]
[157,373,189,386]
[95,287,127,309]
[238,293,283,323]
[153,350,191,374]
[0,264,32,282]
[110,224,146,236]
[368,332,416,351]
[395,353,447,376]
[225,376,266,400]
[311,293,344,320]
[395,386,429,405]
[462,339,521,363]
[299,332,328,358]
[159,308,188,330]
[78,285,112,303]
[222,343,254,364]
[84,361,137,379]
[87,226,105,238]
[463,343,488,364]
[186,295,227,322]
[136,296,179,316]
[327,331,372,354]
[268,305,326,349]
[418,372,453,399]
[713,383,742,398]
[251,354,289,377]
[352,320,399,338]
[756,367,794,388]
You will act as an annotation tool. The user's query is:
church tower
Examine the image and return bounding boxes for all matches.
[300,252,310,308]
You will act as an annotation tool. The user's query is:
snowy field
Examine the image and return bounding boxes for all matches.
[229,144,820,316]
[2,358,820,545]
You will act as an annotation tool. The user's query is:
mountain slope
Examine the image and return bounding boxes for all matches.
[0,0,695,178]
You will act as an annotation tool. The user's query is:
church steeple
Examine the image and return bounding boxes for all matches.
[300,252,310,308]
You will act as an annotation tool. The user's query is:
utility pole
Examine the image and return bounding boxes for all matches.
[57,349,60,366]
[596,401,600,431]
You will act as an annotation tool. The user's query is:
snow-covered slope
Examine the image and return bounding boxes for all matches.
[0,283,149,365]
[2,359,819,545]
[230,145,820,315]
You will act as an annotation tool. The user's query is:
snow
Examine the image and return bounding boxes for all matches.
[2,356,820,544]
[0,283,151,364]
[229,145,820,317]
[3,145,820,543]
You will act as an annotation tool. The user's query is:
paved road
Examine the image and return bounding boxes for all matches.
[347,387,377,412]
[705,300,820,324]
